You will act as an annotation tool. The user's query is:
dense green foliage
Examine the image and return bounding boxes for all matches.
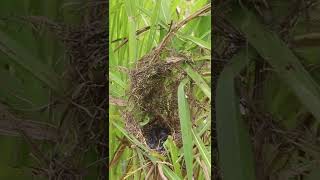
[214,1,320,179]
[0,1,105,179]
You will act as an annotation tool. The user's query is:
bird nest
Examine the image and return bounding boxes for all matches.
[123,52,189,152]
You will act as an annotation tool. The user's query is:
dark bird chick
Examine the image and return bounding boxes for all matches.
[147,125,170,151]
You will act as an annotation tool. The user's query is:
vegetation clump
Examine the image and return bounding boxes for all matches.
[17,2,107,179]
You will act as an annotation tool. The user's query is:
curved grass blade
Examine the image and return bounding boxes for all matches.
[146,0,161,52]
[136,148,148,178]
[183,35,211,50]
[197,110,211,136]
[110,120,148,152]
[183,64,211,100]
[216,50,256,180]
[177,78,193,180]
[162,164,182,180]
[109,71,126,89]
[163,135,182,178]
[124,0,137,63]
[191,128,211,174]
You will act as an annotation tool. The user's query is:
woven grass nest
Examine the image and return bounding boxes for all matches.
[123,51,192,152]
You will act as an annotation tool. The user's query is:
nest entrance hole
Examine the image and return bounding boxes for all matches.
[142,118,171,151]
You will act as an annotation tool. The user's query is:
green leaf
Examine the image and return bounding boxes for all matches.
[183,64,211,100]
[109,71,126,89]
[191,129,211,174]
[136,148,148,177]
[216,50,256,180]
[146,0,161,52]
[177,78,193,180]
[159,0,171,24]
[197,110,211,136]
[183,35,211,50]
[225,3,320,122]
[164,136,182,178]
[162,165,182,180]
[124,0,137,63]
[110,120,148,152]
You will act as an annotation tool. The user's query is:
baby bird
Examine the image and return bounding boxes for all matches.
[147,126,169,151]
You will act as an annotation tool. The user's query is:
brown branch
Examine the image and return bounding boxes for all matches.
[113,26,151,51]
[150,3,211,62]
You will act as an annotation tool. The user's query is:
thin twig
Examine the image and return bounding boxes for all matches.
[150,3,211,62]
[113,26,151,51]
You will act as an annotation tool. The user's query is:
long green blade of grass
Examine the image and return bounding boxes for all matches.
[216,50,256,180]
[183,35,211,50]
[197,110,211,137]
[191,129,211,173]
[136,148,148,178]
[225,3,320,122]
[183,64,211,100]
[164,136,182,178]
[110,120,148,153]
[159,0,171,24]
[146,0,161,52]
[133,150,139,180]
[109,71,126,89]
[162,164,182,180]
[177,78,193,180]
[124,0,137,64]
